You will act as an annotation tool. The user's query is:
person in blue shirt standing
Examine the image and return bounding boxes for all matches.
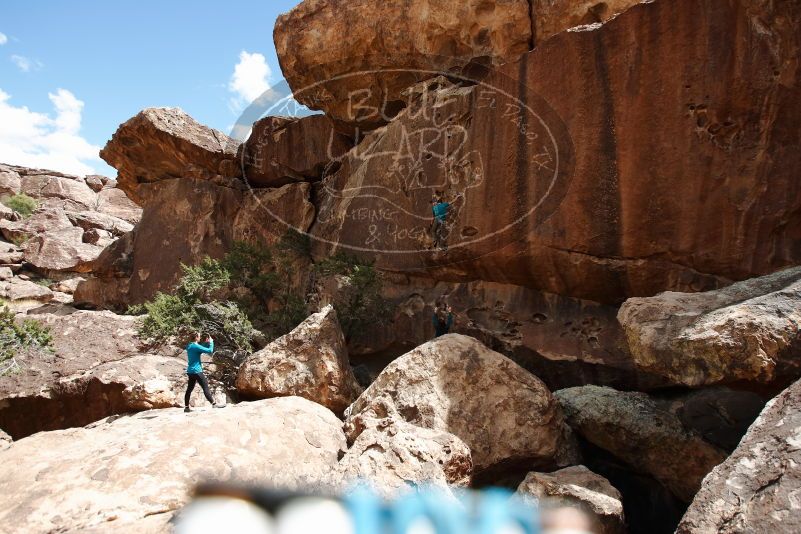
[431,194,450,250]
[184,333,221,412]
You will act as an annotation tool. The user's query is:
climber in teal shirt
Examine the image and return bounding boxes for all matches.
[184,333,221,412]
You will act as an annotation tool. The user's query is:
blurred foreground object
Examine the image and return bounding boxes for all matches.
[174,483,607,534]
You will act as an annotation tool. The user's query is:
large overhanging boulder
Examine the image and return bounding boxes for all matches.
[273,0,645,129]
[344,334,580,475]
[0,397,345,532]
[555,385,727,503]
[618,267,801,390]
[307,0,801,303]
[236,305,363,413]
[274,0,533,129]
[99,107,241,204]
[677,379,801,533]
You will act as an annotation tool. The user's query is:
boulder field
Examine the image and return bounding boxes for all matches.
[0,0,800,532]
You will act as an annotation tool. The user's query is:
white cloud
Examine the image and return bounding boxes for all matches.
[228,50,271,110]
[11,55,42,72]
[0,88,102,175]
[0,33,7,45]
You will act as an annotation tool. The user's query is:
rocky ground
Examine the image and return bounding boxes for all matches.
[1,0,800,533]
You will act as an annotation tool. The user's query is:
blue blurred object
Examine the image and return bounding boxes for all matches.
[177,483,540,534]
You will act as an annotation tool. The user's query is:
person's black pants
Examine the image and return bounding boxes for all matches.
[185,372,214,406]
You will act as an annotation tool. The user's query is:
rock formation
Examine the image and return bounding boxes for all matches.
[0,397,345,532]
[99,108,241,204]
[306,0,801,304]
[556,385,727,502]
[0,310,210,439]
[338,417,472,496]
[0,163,140,280]
[516,465,625,534]
[345,334,579,474]
[274,0,533,128]
[236,305,362,413]
[75,108,316,309]
[677,378,801,533]
[239,114,354,187]
[619,266,801,390]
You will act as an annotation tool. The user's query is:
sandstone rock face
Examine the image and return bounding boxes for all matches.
[75,179,315,309]
[99,108,241,204]
[96,187,141,224]
[344,334,579,474]
[20,173,97,210]
[338,417,472,496]
[556,385,727,502]
[530,0,643,42]
[240,114,354,186]
[517,465,625,534]
[0,397,345,532]
[350,276,663,392]
[0,310,207,439]
[677,379,801,533]
[618,267,801,390]
[275,0,533,128]
[22,225,105,272]
[236,305,362,413]
[308,0,801,303]
[0,166,21,196]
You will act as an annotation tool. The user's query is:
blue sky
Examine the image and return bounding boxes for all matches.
[0,0,300,176]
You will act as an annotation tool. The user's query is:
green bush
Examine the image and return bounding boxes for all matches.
[0,306,52,375]
[314,252,389,340]
[3,193,38,218]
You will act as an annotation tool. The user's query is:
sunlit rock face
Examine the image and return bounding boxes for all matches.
[303,0,801,304]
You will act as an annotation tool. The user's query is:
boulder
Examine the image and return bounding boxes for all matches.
[0,397,345,532]
[677,379,801,533]
[0,167,21,197]
[338,417,472,496]
[68,210,135,235]
[618,267,801,389]
[95,187,142,224]
[0,207,73,242]
[240,114,354,186]
[236,305,362,413]
[654,387,766,452]
[274,0,533,128]
[99,107,241,204]
[0,429,9,451]
[75,178,315,309]
[0,278,53,303]
[0,267,12,280]
[83,174,107,192]
[516,465,625,534]
[20,173,97,210]
[556,385,727,502]
[0,310,207,439]
[308,0,801,304]
[344,334,579,474]
[23,226,105,273]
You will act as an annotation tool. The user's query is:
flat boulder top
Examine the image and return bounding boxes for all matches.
[0,397,345,532]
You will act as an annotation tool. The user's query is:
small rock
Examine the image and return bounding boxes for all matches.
[517,465,625,534]
[0,278,53,302]
[0,267,12,281]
